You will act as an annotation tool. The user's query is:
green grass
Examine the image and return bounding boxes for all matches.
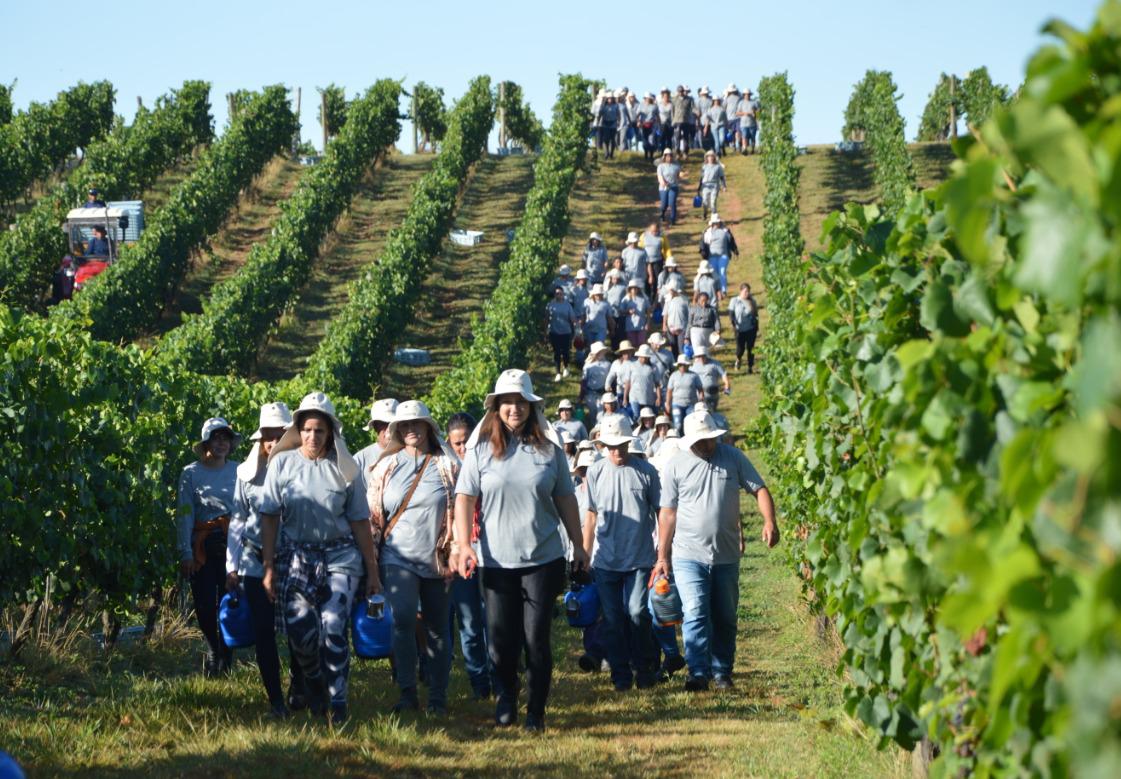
[379,153,537,401]
[141,154,307,343]
[253,153,434,382]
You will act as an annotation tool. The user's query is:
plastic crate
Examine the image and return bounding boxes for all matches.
[449,229,484,246]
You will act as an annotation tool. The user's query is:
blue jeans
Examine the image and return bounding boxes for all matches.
[382,565,451,705]
[671,404,691,434]
[448,569,493,695]
[593,567,657,687]
[673,560,740,679]
[709,254,729,295]
[659,186,679,224]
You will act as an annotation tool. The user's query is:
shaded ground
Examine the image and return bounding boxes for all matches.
[253,153,434,382]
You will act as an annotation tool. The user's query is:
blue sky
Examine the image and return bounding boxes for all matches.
[0,0,1103,151]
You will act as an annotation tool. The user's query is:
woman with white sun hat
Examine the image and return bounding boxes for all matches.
[259,392,379,725]
[453,370,588,732]
[367,400,459,715]
[582,284,610,347]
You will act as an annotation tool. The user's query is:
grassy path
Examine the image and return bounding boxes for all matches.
[253,153,433,382]
[143,155,306,341]
[379,154,536,400]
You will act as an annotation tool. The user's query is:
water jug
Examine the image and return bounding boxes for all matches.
[564,583,600,628]
[649,576,683,626]
[683,342,694,360]
[352,594,393,659]
[219,590,254,648]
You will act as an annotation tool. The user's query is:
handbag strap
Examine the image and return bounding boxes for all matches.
[383,454,431,540]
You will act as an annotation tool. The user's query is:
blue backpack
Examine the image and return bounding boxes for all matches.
[219,590,254,649]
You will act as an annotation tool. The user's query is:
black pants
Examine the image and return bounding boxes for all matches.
[736,328,758,369]
[243,575,285,707]
[189,534,228,659]
[666,329,686,358]
[482,558,566,719]
[599,126,617,158]
[549,331,572,372]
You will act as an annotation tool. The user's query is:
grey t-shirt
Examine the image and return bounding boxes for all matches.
[622,295,649,331]
[259,450,368,547]
[729,296,759,332]
[621,247,648,282]
[547,300,577,335]
[230,471,279,578]
[584,246,608,280]
[606,358,634,394]
[707,226,733,256]
[724,94,741,119]
[586,456,661,572]
[694,273,719,301]
[570,283,589,313]
[582,358,610,393]
[667,370,703,407]
[456,439,575,568]
[706,105,727,128]
[665,295,689,330]
[379,452,449,579]
[700,163,726,189]
[177,460,239,563]
[583,297,610,333]
[353,442,383,493]
[626,361,658,406]
[692,361,726,394]
[554,418,589,442]
[642,231,662,262]
[606,282,627,315]
[661,444,765,565]
[657,162,682,188]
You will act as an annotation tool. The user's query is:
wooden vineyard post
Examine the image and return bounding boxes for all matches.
[292,87,302,156]
[321,91,328,153]
[949,75,957,140]
[498,81,507,149]
[412,92,419,153]
[227,92,236,122]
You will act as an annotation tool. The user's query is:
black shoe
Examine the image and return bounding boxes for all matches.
[684,675,709,692]
[392,687,420,714]
[636,675,657,690]
[713,675,734,691]
[269,702,291,720]
[471,686,492,701]
[613,680,633,692]
[577,653,599,672]
[495,692,518,727]
[663,655,686,675]
[655,669,670,684]
[328,703,348,726]
[202,652,219,678]
[523,713,545,733]
[426,702,448,716]
[287,686,308,712]
[304,676,329,717]
[215,649,233,677]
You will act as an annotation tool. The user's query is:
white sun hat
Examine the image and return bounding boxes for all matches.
[662,148,673,157]
[467,369,560,449]
[601,391,618,405]
[675,354,691,366]
[680,410,728,449]
[639,406,657,419]
[576,439,596,452]
[589,232,602,241]
[270,392,359,485]
[635,344,654,359]
[698,260,713,274]
[558,398,574,411]
[664,256,678,268]
[626,231,639,244]
[693,344,709,358]
[559,264,572,276]
[693,402,710,414]
[238,402,293,481]
[574,448,598,470]
[365,397,399,430]
[598,415,634,447]
[655,414,671,426]
[709,332,724,349]
[193,417,243,458]
[648,332,665,346]
[589,340,611,358]
[607,268,623,280]
[575,269,589,280]
[590,283,605,296]
[561,430,576,445]
[378,399,458,463]
[629,437,647,458]
[708,213,722,225]
[700,86,710,95]
[617,339,635,352]
[627,278,642,289]
[705,150,717,159]
[726,83,739,94]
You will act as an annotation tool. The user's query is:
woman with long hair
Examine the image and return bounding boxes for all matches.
[453,370,589,732]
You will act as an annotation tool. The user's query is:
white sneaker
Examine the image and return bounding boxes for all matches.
[562,367,570,378]
[554,373,562,383]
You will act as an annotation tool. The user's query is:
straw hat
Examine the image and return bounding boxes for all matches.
[598,415,634,447]
[193,417,242,458]
[617,340,635,353]
[365,397,399,430]
[680,410,728,449]
[270,392,359,485]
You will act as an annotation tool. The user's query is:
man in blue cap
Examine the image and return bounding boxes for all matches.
[82,188,107,208]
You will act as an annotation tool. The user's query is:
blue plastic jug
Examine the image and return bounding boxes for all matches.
[352,594,394,659]
[692,194,703,208]
[649,576,684,627]
[564,583,600,628]
[219,590,254,648]
[683,341,694,359]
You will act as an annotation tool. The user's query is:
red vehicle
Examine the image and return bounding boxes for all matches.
[51,205,140,303]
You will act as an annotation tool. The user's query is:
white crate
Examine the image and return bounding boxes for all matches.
[449,229,484,246]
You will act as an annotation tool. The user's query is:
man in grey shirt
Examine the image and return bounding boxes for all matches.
[354,398,398,491]
[662,282,690,356]
[657,150,685,226]
[582,417,662,690]
[651,411,778,692]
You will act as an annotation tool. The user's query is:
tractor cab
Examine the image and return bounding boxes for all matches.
[51,202,144,303]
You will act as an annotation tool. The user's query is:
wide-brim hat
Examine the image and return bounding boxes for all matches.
[574,448,598,470]
[589,232,602,241]
[698,260,713,274]
[238,402,293,480]
[705,150,717,159]
[708,213,722,224]
[598,415,634,447]
[617,339,635,353]
[626,231,639,244]
[664,256,678,268]
[648,332,665,346]
[561,430,576,445]
[639,406,656,419]
[575,269,589,280]
[576,439,596,452]
[662,149,673,158]
[635,344,654,359]
[270,392,359,485]
[590,283,605,296]
[680,410,728,449]
[693,344,709,358]
[589,340,611,358]
[385,400,445,447]
[559,264,572,276]
[364,397,398,430]
[558,399,574,411]
[655,414,671,427]
[675,354,691,367]
[700,86,710,95]
[193,417,243,458]
[725,83,739,94]
[468,369,560,449]
[627,278,642,289]
[601,391,618,405]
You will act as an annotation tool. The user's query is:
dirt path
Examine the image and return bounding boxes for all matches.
[253,153,433,382]
[144,155,306,342]
[379,153,537,400]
